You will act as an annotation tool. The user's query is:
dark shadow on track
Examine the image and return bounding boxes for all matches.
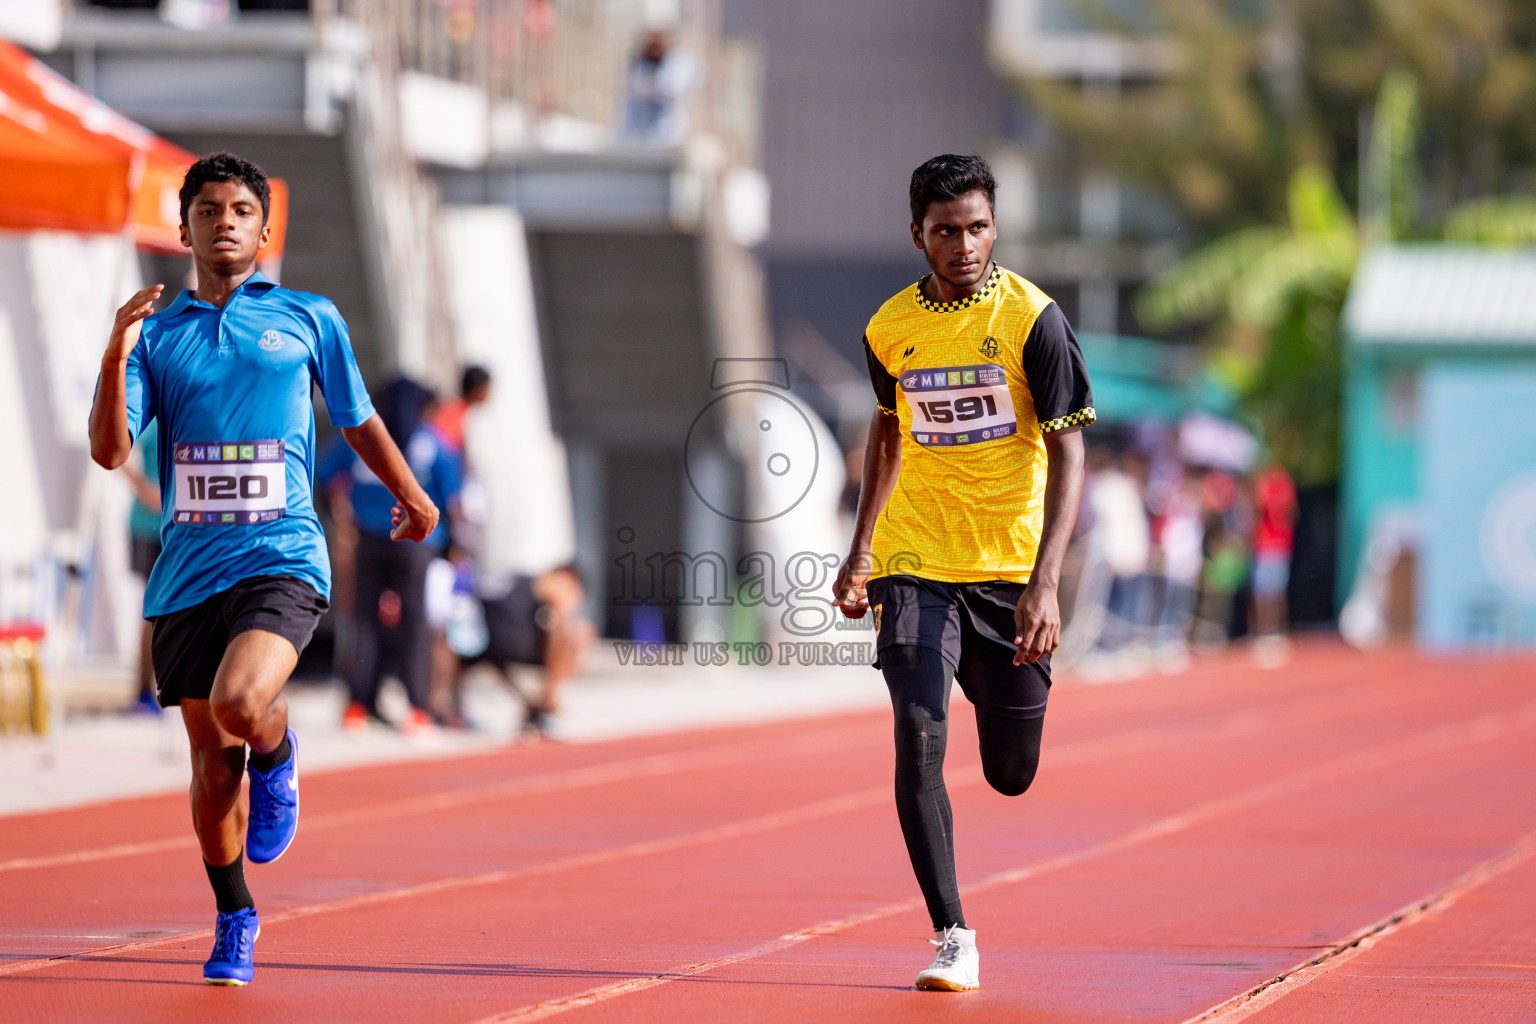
[21,955,912,991]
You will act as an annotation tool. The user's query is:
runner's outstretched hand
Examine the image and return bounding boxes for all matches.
[390,499,439,543]
[106,285,165,363]
[1013,584,1060,665]
[833,552,873,618]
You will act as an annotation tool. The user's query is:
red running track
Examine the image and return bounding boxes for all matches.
[3,641,1535,1023]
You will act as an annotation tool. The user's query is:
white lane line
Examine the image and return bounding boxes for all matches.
[0,710,1256,978]
[1184,826,1536,1023]
[473,700,1536,1022]
[0,726,873,874]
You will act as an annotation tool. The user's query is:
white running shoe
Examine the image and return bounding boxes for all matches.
[914,925,979,991]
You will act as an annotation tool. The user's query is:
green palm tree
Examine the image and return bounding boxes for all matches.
[1137,163,1355,484]
[1135,71,1536,484]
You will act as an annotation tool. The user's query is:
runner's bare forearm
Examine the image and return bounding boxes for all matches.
[89,356,133,469]
[849,409,903,556]
[92,284,165,469]
[1030,427,1085,590]
[340,415,433,514]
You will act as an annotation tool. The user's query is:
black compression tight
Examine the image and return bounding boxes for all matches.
[881,644,1044,932]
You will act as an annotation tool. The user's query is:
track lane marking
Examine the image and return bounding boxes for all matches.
[0,710,1262,978]
[0,663,1439,875]
[470,699,1536,1022]
[9,693,1530,996]
[1183,826,1536,1023]
[0,725,875,874]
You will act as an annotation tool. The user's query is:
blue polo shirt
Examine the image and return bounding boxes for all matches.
[107,272,375,618]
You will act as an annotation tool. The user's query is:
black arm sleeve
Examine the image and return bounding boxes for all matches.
[1021,303,1096,431]
[863,335,899,414]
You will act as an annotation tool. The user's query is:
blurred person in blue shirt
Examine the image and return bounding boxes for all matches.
[121,419,163,714]
[319,378,463,733]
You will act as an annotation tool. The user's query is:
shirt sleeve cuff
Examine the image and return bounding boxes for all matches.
[327,398,376,430]
[1040,407,1096,432]
[876,402,899,416]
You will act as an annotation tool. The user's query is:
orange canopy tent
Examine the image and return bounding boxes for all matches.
[0,38,287,258]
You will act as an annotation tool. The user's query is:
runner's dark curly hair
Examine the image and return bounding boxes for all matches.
[179,151,271,226]
[909,154,996,227]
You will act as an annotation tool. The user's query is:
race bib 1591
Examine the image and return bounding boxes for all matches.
[900,363,1018,447]
[172,440,286,525]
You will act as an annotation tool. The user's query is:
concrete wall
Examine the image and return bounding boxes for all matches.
[728,0,999,371]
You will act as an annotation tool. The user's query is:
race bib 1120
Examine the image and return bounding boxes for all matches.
[900,364,1018,448]
[172,440,287,525]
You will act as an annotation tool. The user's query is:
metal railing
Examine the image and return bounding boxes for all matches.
[311,0,758,163]
[63,0,761,164]
[323,0,459,392]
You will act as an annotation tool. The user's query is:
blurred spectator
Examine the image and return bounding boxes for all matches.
[1152,469,1205,658]
[427,364,491,604]
[438,563,596,741]
[121,420,162,715]
[319,379,462,734]
[1250,462,1298,642]
[1192,470,1251,649]
[158,0,232,30]
[623,30,694,144]
[1090,448,1151,650]
[430,364,491,458]
[84,0,308,12]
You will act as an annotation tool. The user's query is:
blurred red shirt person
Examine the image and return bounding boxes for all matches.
[1253,464,1296,558]
[1251,463,1297,638]
[431,365,491,455]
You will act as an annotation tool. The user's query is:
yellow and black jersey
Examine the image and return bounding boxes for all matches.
[863,263,1094,584]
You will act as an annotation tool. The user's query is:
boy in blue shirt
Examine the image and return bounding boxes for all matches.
[318,377,463,731]
[88,152,439,986]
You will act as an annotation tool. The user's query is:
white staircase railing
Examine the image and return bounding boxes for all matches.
[316,0,457,394]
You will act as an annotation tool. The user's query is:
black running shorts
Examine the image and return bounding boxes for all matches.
[866,575,1050,719]
[149,575,329,707]
[472,575,548,669]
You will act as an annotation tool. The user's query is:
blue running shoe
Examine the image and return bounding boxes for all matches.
[246,728,299,864]
[203,907,260,985]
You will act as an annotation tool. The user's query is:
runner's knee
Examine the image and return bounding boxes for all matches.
[210,688,267,738]
[884,644,952,776]
[894,698,948,772]
[981,750,1038,796]
[977,712,1043,797]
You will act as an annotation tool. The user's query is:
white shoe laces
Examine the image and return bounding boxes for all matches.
[928,925,968,968]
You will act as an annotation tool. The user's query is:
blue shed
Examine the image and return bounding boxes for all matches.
[1341,245,1536,650]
